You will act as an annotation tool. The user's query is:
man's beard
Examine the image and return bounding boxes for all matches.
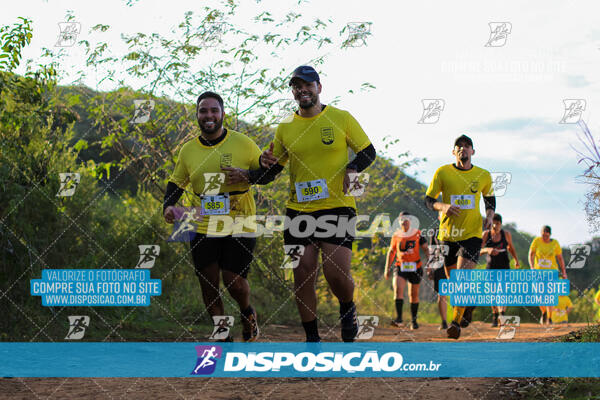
[460,155,469,162]
[198,117,223,135]
[297,93,318,109]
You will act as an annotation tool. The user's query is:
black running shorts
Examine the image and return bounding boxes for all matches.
[432,267,447,293]
[283,207,356,250]
[394,265,424,285]
[189,234,256,279]
[441,237,482,266]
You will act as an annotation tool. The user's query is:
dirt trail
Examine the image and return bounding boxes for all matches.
[2,323,588,400]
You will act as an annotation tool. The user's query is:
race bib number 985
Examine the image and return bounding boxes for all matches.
[201,195,230,215]
[450,194,475,209]
[295,179,329,202]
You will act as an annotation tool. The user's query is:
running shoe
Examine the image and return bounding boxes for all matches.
[460,306,474,328]
[411,321,419,330]
[241,306,260,342]
[341,304,359,342]
[439,320,448,330]
[491,314,499,327]
[391,318,403,327]
[447,321,461,339]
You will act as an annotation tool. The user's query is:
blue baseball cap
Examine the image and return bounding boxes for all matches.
[289,65,320,86]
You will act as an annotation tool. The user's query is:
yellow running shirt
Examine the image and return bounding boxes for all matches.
[425,164,494,241]
[272,105,371,212]
[529,237,562,269]
[595,289,600,321]
[551,295,573,323]
[170,129,261,234]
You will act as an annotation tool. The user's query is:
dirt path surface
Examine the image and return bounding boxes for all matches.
[2,323,587,400]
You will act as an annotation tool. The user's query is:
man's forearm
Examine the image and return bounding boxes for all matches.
[248,163,284,185]
[163,181,184,213]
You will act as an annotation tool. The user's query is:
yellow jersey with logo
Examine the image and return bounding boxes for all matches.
[529,237,562,269]
[272,105,371,212]
[551,295,572,323]
[170,130,261,234]
[426,164,494,241]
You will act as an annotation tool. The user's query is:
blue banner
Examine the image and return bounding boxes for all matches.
[1,343,599,377]
[30,269,161,306]
[439,269,569,306]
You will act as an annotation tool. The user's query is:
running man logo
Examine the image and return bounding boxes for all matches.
[136,245,160,269]
[209,316,234,340]
[203,173,225,195]
[355,316,379,340]
[56,173,81,197]
[281,245,305,269]
[202,21,226,47]
[191,345,223,375]
[345,172,370,197]
[491,172,512,197]
[130,100,155,124]
[321,127,334,145]
[559,99,586,124]
[342,22,372,48]
[427,245,450,270]
[167,207,201,242]
[65,315,90,340]
[496,315,520,340]
[485,22,512,47]
[418,99,445,124]
[55,22,81,47]
[566,244,591,269]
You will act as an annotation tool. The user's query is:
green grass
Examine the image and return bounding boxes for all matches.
[520,324,600,400]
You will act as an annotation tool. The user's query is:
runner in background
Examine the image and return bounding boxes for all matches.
[594,287,600,322]
[551,285,574,325]
[384,212,430,329]
[528,225,567,326]
[480,213,520,327]
[424,134,495,339]
[426,211,449,330]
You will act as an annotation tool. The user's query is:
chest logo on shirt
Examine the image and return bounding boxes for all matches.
[220,153,232,167]
[320,127,334,145]
[469,181,479,194]
[399,240,416,252]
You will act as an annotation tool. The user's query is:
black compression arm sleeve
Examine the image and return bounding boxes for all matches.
[425,195,437,211]
[163,181,184,213]
[248,163,284,185]
[483,196,496,211]
[347,144,376,172]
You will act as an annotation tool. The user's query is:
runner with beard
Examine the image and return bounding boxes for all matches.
[424,134,495,339]
[251,66,377,342]
[163,91,261,342]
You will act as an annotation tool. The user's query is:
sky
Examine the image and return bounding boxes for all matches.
[4,0,600,246]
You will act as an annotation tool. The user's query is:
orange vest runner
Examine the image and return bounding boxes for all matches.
[390,230,423,269]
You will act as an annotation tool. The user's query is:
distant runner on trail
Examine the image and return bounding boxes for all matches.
[528,225,567,326]
[384,212,430,330]
[480,213,520,327]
